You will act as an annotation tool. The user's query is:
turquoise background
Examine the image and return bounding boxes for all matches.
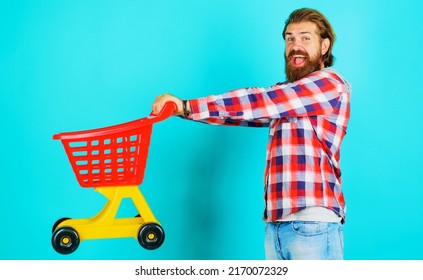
[1,0,422,260]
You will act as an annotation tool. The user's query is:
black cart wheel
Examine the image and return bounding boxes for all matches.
[138,223,165,250]
[52,217,71,233]
[52,226,80,255]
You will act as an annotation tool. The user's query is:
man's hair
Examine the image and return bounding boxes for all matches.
[283,8,336,67]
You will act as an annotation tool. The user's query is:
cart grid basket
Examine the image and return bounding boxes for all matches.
[53,103,176,188]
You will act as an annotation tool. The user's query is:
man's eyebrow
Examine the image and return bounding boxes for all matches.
[285,31,312,36]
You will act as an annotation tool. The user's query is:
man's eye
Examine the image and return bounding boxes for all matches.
[287,37,294,42]
[303,37,310,41]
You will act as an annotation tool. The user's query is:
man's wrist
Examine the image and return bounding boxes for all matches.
[182,100,191,117]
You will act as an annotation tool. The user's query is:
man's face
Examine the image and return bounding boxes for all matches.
[284,21,330,82]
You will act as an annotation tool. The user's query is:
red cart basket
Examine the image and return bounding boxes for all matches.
[51,102,177,255]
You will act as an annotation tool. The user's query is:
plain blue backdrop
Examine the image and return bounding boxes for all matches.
[1,0,422,260]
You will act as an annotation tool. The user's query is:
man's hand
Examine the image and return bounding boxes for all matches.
[152,93,184,116]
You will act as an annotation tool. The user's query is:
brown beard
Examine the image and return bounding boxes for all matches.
[284,49,322,83]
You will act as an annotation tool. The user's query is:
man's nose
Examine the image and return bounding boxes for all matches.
[292,41,303,50]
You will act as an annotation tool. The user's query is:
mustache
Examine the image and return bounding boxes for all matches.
[287,49,309,59]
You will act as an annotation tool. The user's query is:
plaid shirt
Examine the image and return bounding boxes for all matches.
[186,68,351,222]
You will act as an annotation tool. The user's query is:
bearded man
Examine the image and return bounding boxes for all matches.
[152,8,351,260]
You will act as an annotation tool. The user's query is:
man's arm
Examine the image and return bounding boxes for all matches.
[151,69,349,125]
[188,70,347,123]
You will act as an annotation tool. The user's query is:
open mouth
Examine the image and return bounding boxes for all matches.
[292,55,306,66]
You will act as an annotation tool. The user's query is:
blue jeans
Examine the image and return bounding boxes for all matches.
[265,221,344,260]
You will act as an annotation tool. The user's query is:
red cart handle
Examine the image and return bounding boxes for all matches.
[53,101,178,141]
[149,101,178,122]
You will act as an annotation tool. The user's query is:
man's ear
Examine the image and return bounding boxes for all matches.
[321,38,330,56]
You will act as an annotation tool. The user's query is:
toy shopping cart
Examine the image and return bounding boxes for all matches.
[51,102,177,255]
